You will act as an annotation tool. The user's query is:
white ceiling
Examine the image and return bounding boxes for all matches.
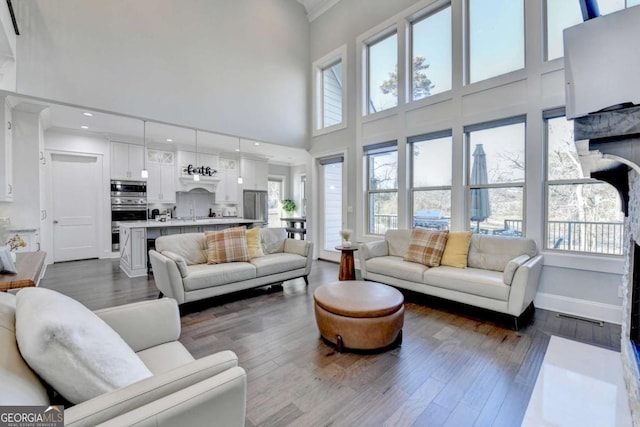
[11,96,310,166]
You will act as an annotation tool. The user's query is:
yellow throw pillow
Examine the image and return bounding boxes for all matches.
[245,227,264,259]
[440,231,473,268]
[403,229,449,267]
[205,227,250,264]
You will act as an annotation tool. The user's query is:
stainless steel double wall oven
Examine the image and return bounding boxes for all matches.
[111,180,147,251]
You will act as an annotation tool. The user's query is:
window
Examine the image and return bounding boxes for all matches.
[468,0,524,83]
[319,157,343,251]
[410,131,452,230]
[313,45,346,134]
[410,5,452,101]
[367,32,398,114]
[545,110,623,254]
[465,117,525,235]
[300,175,307,218]
[267,178,284,228]
[545,0,582,61]
[365,142,398,234]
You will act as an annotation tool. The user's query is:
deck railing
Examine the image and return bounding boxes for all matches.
[370,214,623,255]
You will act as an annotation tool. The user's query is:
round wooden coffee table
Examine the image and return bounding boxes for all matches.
[313,280,404,352]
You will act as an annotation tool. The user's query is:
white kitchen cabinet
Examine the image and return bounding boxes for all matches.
[217,169,239,203]
[111,142,145,180]
[147,150,176,203]
[217,158,239,203]
[0,99,13,201]
[240,158,268,191]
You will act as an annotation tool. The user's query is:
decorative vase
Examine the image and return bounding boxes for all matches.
[343,241,351,247]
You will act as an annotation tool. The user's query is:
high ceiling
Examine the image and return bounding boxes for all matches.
[297,0,341,21]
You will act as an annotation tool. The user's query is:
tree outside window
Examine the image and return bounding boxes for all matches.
[545,112,623,254]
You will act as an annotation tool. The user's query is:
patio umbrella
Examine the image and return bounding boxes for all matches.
[470,143,491,233]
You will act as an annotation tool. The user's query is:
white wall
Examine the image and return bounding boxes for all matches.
[309,0,624,322]
[15,0,309,147]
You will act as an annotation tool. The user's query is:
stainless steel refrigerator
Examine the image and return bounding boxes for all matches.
[243,190,268,225]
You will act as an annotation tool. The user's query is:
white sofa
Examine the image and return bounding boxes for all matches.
[0,292,246,426]
[359,230,543,329]
[149,228,313,304]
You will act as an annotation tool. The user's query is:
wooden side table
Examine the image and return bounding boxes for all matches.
[335,245,358,281]
[0,251,46,291]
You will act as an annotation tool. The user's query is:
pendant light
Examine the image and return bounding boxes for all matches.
[140,120,148,178]
[193,129,200,181]
[237,137,243,185]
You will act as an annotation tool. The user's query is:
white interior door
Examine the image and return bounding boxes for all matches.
[318,156,344,261]
[51,153,100,262]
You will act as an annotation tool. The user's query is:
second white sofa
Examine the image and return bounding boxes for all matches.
[359,230,543,329]
[149,228,313,304]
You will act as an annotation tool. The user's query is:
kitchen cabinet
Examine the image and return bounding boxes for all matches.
[119,227,147,277]
[0,99,12,201]
[217,158,239,203]
[240,158,268,191]
[147,150,176,203]
[111,142,145,180]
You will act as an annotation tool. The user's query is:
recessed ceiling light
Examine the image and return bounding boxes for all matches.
[166,138,173,142]
[254,142,260,146]
[80,125,89,129]
[82,112,93,117]
[235,148,240,152]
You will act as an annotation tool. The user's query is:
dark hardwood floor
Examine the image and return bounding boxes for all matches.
[40,258,621,427]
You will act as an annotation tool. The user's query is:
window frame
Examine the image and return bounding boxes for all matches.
[364,27,399,116]
[365,141,399,235]
[464,115,527,234]
[409,130,453,230]
[465,0,525,85]
[312,45,348,137]
[407,3,453,103]
[543,108,624,256]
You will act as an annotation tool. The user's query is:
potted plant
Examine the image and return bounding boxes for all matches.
[340,229,352,247]
[281,199,296,217]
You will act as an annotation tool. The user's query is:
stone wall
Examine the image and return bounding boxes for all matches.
[622,170,640,426]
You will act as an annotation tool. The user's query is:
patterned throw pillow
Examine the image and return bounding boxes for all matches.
[403,229,449,267]
[205,227,250,264]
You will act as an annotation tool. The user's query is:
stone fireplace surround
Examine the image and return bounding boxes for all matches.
[574,106,640,425]
[621,172,640,426]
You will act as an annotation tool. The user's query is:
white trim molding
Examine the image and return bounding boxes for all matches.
[534,292,622,325]
[298,0,342,22]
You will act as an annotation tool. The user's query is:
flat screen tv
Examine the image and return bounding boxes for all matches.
[564,6,640,119]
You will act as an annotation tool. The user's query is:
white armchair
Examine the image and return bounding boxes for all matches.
[0,293,247,427]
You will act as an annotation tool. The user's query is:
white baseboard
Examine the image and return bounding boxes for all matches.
[534,292,622,325]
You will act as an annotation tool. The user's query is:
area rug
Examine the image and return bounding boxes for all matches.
[521,336,632,427]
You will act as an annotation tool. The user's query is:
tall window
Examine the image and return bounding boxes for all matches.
[365,142,398,234]
[410,5,452,101]
[322,61,342,128]
[468,0,524,84]
[465,117,525,235]
[320,157,343,251]
[300,175,307,218]
[410,131,452,230]
[546,0,640,61]
[545,109,623,254]
[367,32,398,114]
[313,45,346,134]
[267,178,283,228]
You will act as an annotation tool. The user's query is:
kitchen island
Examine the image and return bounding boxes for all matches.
[119,218,263,277]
